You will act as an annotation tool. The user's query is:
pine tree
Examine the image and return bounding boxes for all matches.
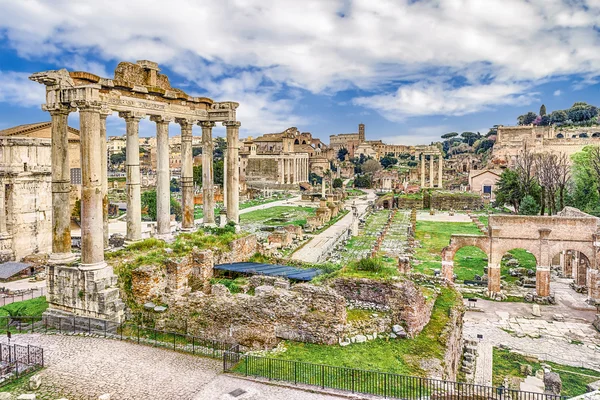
[540,104,547,117]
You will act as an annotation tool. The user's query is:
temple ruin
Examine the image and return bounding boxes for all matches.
[30,60,241,323]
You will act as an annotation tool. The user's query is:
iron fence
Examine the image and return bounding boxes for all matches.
[0,315,233,360]
[0,287,45,307]
[0,342,44,387]
[223,353,568,400]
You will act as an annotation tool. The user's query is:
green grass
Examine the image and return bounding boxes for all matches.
[493,348,600,397]
[346,308,374,322]
[478,215,489,227]
[0,296,48,318]
[240,206,316,227]
[500,249,537,284]
[209,277,248,294]
[261,288,460,377]
[454,246,488,281]
[346,188,366,197]
[412,221,482,275]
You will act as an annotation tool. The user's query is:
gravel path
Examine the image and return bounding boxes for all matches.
[5,334,346,400]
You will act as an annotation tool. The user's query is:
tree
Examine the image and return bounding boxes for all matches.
[399,152,411,159]
[518,112,538,125]
[460,132,479,146]
[141,190,183,221]
[170,178,180,193]
[540,104,546,117]
[333,178,343,188]
[380,155,398,169]
[441,132,459,139]
[535,153,559,215]
[309,172,322,185]
[515,145,537,196]
[407,160,418,167]
[337,148,349,161]
[193,165,202,187]
[495,169,523,212]
[353,175,371,188]
[213,137,226,160]
[570,147,600,214]
[519,195,540,215]
[555,152,571,211]
[110,149,126,165]
[192,147,202,157]
[214,159,224,187]
[549,110,567,124]
[361,159,382,174]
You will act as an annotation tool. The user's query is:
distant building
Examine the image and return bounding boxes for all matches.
[329,123,365,159]
[469,169,502,201]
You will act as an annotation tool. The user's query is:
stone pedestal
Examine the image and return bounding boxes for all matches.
[487,264,501,293]
[442,260,454,281]
[45,264,124,323]
[536,267,551,297]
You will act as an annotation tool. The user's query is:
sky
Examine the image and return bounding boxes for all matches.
[1,0,600,145]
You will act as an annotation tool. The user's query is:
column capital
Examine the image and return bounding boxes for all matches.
[76,101,103,112]
[99,107,112,120]
[118,111,145,121]
[223,121,241,128]
[198,121,216,128]
[47,104,76,116]
[150,115,174,124]
[175,118,198,127]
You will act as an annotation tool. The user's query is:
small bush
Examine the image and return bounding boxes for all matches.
[355,257,382,272]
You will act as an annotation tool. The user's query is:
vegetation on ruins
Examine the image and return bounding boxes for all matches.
[268,288,461,377]
[380,154,399,169]
[337,147,349,161]
[517,102,599,127]
[439,130,494,158]
[0,296,47,318]
[140,190,182,221]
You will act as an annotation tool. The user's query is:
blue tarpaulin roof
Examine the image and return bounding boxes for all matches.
[214,262,321,281]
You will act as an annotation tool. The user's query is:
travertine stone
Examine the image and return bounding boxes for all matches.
[536,266,551,297]
[429,154,434,189]
[438,155,443,188]
[224,121,240,224]
[151,115,172,239]
[49,107,76,264]
[488,264,501,293]
[177,119,195,231]
[79,103,105,268]
[200,121,215,225]
[121,111,144,242]
[100,108,111,248]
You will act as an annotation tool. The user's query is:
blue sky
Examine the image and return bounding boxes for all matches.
[1,0,600,145]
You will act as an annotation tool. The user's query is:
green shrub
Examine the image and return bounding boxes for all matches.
[355,257,382,272]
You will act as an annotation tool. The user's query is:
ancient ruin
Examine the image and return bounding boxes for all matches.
[29,60,241,322]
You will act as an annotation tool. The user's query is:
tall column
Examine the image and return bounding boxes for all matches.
[420,154,425,188]
[48,106,76,264]
[120,112,144,242]
[100,109,111,248]
[177,119,195,231]
[438,155,443,188]
[200,121,216,226]
[429,154,434,188]
[79,103,106,269]
[0,185,5,235]
[224,121,240,224]
[151,115,173,239]
[223,149,228,203]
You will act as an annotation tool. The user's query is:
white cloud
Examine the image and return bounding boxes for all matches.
[0,71,45,108]
[554,90,562,96]
[353,81,537,121]
[0,0,600,126]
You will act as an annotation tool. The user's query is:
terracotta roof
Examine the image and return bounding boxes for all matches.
[0,122,80,142]
[470,169,502,179]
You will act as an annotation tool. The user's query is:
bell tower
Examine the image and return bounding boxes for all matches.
[358,123,365,141]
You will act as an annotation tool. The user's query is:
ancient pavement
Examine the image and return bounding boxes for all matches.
[7,334,348,400]
[290,190,376,263]
[464,279,600,371]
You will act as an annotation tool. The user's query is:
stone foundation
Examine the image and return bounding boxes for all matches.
[45,264,124,322]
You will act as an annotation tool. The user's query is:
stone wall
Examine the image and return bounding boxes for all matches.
[440,304,464,381]
[329,278,436,337]
[397,196,424,210]
[429,192,483,211]
[161,283,347,348]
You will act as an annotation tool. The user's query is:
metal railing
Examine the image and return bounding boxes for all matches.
[223,353,567,400]
[0,342,44,387]
[0,315,234,360]
[0,287,46,307]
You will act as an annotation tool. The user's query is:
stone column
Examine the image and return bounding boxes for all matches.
[441,260,454,281]
[223,149,228,204]
[151,115,172,240]
[177,119,195,231]
[438,155,443,188]
[536,266,551,297]
[322,179,326,198]
[48,106,76,264]
[0,185,6,234]
[278,159,284,184]
[224,121,241,224]
[200,121,216,226]
[429,154,434,188]
[120,111,144,243]
[420,153,425,188]
[79,103,106,269]
[100,108,111,248]
[487,263,501,293]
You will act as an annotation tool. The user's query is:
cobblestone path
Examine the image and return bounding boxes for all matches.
[473,341,492,386]
[6,334,345,400]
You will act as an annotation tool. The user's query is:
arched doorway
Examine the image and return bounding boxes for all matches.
[556,133,564,138]
[500,248,537,289]
[552,250,591,289]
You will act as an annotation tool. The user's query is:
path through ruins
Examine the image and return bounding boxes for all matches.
[6,334,346,400]
[290,190,376,263]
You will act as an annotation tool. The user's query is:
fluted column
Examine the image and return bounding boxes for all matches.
[199,121,216,226]
[48,106,76,264]
[438,155,443,188]
[79,103,106,269]
[177,119,195,231]
[224,121,241,224]
[151,115,173,239]
[420,153,425,188]
[429,154,434,188]
[100,108,111,248]
[120,112,144,242]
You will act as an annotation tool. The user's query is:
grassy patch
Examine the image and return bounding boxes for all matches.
[346,308,373,322]
[454,246,487,281]
[267,288,460,377]
[412,221,482,275]
[240,206,316,227]
[478,215,489,227]
[0,296,48,318]
[500,249,537,284]
[209,277,248,294]
[492,348,600,397]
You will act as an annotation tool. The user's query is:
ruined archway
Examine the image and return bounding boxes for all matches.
[500,248,538,291]
[453,246,488,283]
